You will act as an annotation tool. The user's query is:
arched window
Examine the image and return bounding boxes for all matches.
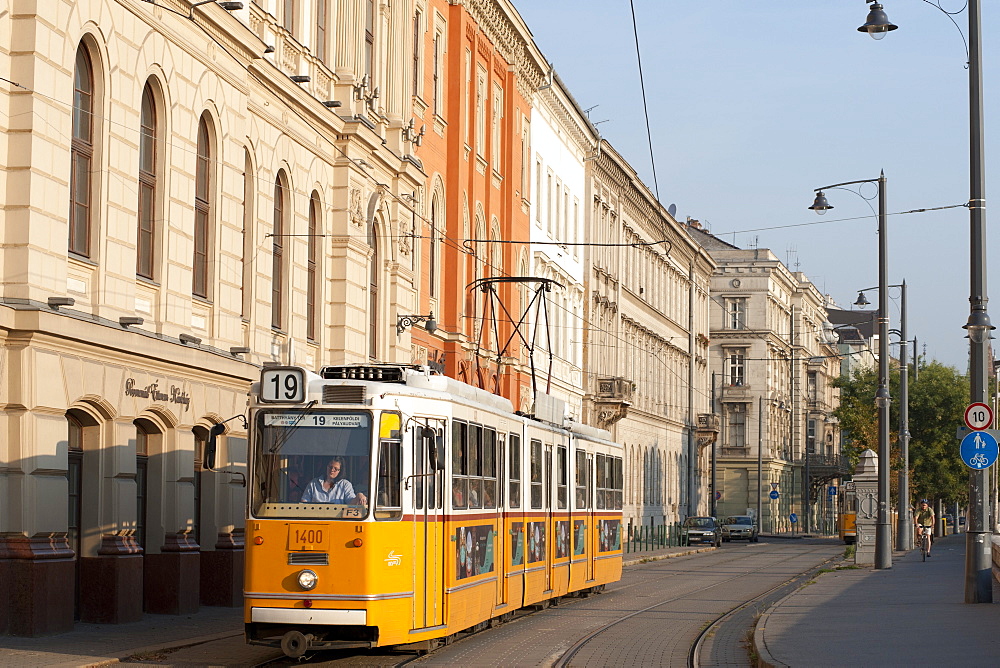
[368,220,379,359]
[307,192,321,341]
[134,421,150,550]
[137,83,158,279]
[271,173,288,330]
[70,45,95,257]
[193,115,212,298]
[192,426,208,548]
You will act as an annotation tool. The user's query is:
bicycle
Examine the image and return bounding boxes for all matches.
[916,525,932,561]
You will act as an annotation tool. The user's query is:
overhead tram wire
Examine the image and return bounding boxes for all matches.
[629,0,660,201]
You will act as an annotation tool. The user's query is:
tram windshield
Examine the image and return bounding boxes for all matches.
[251,410,373,520]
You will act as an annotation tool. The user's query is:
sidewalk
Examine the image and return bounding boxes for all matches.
[0,606,280,668]
[754,533,1000,667]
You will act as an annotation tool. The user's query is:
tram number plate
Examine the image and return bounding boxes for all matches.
[288,524,327,551]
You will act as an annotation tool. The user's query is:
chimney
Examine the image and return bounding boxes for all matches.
[686,217,701,230]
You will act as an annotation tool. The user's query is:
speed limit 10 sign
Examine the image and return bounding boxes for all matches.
[965,402,994,431]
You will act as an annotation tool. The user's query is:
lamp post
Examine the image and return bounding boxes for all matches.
[810,173,891,569]
[858,0,993,604]
[857,281,911,552]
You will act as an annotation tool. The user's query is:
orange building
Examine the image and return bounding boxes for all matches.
[409,0,545,411]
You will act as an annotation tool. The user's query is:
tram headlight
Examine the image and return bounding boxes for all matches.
[297,569,318,591]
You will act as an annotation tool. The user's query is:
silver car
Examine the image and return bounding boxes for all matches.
[722,515,759,542]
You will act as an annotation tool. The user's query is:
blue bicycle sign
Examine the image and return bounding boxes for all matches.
[960,430,999,470]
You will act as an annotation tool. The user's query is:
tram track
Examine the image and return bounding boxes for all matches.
[687,549,839,667]
[550,544,837,668]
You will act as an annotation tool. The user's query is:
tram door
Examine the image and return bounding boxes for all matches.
[544,443,553,593]
[412,423,444,629]
[585,452,595,584]
[495,432,507,608]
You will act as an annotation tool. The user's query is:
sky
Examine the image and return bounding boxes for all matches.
[512,1,1000,372]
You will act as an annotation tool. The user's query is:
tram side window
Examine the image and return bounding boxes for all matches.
[468,424,482,508]
[596,454,606,509]
[483,427,497,508]
[452,420,468,509]
[530,438,542,509]
[413,426,424,510]
[375,441,402,520]
[556,446,568,509]
[509,433,521,508]
[613,456,623,509]
[575,449,588,509]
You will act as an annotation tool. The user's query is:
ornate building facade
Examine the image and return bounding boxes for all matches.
[583,145,715,528]
[687,225,845,534]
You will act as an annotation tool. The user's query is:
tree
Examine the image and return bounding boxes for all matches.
[833,359,968,507]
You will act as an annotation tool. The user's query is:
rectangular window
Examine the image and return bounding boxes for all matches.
[451,420,467,508]
[375,441,402,520]
[728,298,747,330]
[535,159,543,226]
[483,427,496,508]
[728,403,747,448]
[283,0,295,35]
[364,0,374,81]
[316,0,328,61]
[412,9,421,95]
[596,453,606,510]
[521,119,530,201]
[509,433,521,508]
[807,371,818,401]
[492,82,503,169]
[575,449,588,509]
[530,438,542,509]
[727,348,746,386]
[475,66,487,156]
[556,445,567,509]
[433,30,444,115]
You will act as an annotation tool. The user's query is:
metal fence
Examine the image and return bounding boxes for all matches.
[625,520,682,553]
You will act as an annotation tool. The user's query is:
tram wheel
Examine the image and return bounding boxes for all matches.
[279,631,313,659]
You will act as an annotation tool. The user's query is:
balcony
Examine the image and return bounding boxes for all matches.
[591,377,633,429]
[596,377,634,402]
[695,413,720,449]
[721,382,752,399]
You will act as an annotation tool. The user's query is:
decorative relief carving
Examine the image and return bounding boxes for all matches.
[350,188,364,227]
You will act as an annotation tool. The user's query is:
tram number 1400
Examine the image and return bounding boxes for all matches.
[289,524,326,551]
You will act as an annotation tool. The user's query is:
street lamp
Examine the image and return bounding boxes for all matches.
[857,281,911,552]
[810,172,892,569]
[859,0,993,604]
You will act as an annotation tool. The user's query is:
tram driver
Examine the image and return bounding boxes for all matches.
[300,456,368,506]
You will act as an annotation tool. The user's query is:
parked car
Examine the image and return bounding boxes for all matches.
[721,515,759,542]
[681,516,722,547]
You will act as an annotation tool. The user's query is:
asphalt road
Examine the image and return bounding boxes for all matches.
[237,537,842,668]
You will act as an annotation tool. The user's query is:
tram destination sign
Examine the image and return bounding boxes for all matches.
[264,414,364,428]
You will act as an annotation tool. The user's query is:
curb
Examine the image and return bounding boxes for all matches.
[623,546,716,566]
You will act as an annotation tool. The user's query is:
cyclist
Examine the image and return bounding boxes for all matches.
[914,499,935,557]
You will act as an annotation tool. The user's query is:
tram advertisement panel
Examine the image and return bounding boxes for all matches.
[574,519,586,556]
[511,522,524,566]
[555,521,570,559]
[456,525,494,580]
[527,521,547,563]
[599,519,621,552]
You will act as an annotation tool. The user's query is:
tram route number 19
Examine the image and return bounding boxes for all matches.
[261,368,306,403]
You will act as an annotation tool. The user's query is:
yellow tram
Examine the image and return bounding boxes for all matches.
[838,486,857,544]
[239,364,624,657]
